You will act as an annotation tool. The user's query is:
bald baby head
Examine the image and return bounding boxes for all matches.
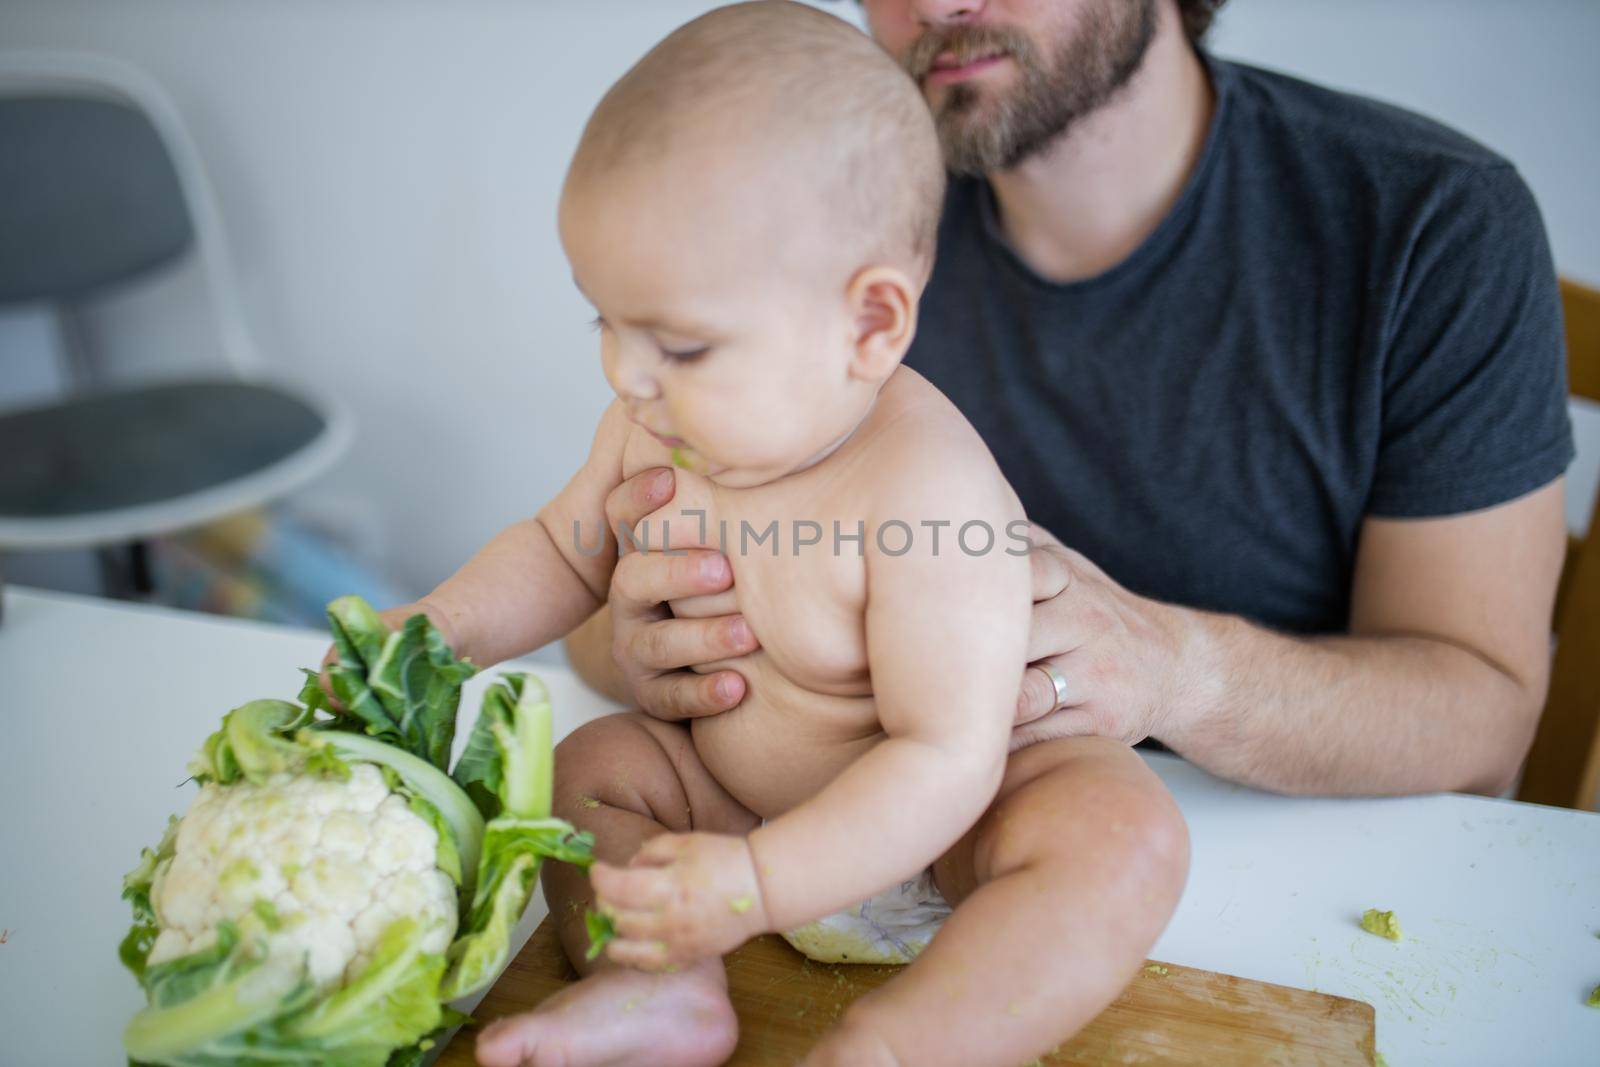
[567,1,945,279]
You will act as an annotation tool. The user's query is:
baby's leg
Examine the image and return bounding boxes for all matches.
[807,737,1189,1067]
[476,712,760,1067]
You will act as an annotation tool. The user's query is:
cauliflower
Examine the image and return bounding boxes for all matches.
[118,596,599,1067]
[144,765,458,986]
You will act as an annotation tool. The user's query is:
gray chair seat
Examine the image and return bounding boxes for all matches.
[0,63,350,561]
[0,380,326,517]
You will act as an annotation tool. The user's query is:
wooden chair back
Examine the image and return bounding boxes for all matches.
[1519,277,1600,809]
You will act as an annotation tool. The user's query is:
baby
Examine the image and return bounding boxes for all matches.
[367,5,1187,1066]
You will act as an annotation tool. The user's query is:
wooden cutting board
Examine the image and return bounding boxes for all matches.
[439,920,1375,1066]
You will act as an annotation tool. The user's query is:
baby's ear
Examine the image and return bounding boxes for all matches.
[845,265,918,383]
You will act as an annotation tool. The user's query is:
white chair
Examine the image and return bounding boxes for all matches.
[0,51,352,594]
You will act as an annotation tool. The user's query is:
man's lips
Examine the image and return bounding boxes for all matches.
[925,51,1008,87]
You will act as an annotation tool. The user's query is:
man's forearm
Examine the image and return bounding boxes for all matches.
[563,604,634,704]
[1161,614,1543,796]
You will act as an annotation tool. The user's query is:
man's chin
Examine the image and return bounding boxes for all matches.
[928,82,983,122]
[935,93,1006,141]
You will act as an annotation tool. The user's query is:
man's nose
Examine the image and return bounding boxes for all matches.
[909,0,987,27]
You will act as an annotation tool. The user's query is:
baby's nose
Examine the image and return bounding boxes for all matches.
[621,375,661,403]
[607,359,661,403]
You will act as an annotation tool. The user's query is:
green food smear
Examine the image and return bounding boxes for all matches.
[1587,984,1600,1008]
[728,895,754,915]
[1142,963,1169,976]
[584,909,616,962]
[1360,908,1402,941]
[669,447,691,470]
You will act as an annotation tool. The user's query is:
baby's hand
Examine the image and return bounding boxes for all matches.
[590,832,768,970]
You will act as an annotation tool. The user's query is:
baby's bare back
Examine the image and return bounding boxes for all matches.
[620,369,1003,818]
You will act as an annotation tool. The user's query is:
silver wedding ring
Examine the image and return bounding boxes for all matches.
[1031,660,1070,712]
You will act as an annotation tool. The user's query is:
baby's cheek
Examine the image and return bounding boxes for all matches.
[680,371,815,472]
[715,394,797,456]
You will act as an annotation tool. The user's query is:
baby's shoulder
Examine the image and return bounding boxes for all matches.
[844,368,1019,512]
[873,366,984,436]
[860,369,1001,468]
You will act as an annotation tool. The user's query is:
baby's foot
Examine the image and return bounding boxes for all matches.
[799,1014,904,1067]
[475,962,738,1067]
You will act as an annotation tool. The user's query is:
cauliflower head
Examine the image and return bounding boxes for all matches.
[146,765,458,986]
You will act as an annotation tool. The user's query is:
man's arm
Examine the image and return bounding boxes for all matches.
[1017,162,1570,795]
[1018,479,1565,795]
[1172,478,1564,795]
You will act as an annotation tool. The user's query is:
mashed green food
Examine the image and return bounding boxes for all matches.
[1360,909,1402,941]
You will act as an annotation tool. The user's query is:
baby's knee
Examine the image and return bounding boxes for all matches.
[552,712,683,816]
[553,712,630,784]
[1106,772,1190,897]
[981,746,1190,891]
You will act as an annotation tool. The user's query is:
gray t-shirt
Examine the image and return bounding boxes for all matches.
[907,56,1573,634]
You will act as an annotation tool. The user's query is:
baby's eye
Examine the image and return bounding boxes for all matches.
[588,315,607,332]
[658,344,710,365]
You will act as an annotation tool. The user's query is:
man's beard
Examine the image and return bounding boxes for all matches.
[902,0,1158,176]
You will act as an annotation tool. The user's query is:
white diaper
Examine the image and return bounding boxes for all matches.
[780,870,952,965]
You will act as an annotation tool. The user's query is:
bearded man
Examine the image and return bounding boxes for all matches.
[569,0,1572,798]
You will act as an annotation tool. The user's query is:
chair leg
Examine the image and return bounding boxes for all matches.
[96,541,157,601]
[129,540,155,595]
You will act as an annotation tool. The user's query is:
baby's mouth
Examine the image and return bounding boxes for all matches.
[628,413,686,449]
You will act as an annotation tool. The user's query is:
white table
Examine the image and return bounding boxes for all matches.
[2,588,1597,1065]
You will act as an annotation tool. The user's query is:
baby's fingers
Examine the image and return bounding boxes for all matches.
[591,861,672,909]
[607,906,666,943]
[316,645,346,711]
[607,937,671,971]
[632,834,689,866]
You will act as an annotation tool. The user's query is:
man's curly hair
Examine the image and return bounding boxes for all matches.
[1177,0,1230,44]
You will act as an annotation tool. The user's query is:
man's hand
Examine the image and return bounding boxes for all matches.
[1011,524,1206,750]
[589,832,769,970]
[592,467,760,719]
[1010,480,1563,796]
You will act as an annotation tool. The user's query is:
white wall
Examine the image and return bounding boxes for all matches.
[0,0,769,596]
[1,0,1597,596]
